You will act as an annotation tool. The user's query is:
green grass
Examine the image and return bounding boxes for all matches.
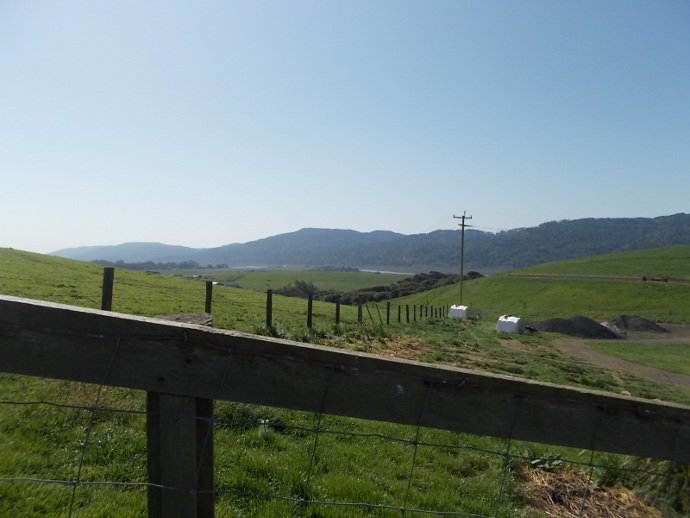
[398,274,690,325]
[211,404,527,517]
[2,246,690,516]
[517,244,690,280]
[589,342,690,376]
[0,375,148,517]
[0,248,366,334]
[394,245,690,326]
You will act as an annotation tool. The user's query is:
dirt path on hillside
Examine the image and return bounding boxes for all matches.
[553,324,690,388]
[509,273,690,285]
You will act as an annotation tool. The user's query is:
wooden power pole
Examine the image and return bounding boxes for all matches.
[453,212,472,305]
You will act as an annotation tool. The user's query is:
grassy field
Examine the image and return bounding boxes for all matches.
[518,244,690,280]
[1,246,690,516]
[197,268,408,292]
[420,275,690,325]
[589,341,690,376]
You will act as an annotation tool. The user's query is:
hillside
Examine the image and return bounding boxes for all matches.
[51,213,690,271]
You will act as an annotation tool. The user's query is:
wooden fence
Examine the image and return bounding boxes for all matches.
[236,287,448,328]
[1,293,689,517]
[106,268,449,328]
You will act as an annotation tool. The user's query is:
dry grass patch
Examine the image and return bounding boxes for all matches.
[523,467,660,518]
[368,335,437,360]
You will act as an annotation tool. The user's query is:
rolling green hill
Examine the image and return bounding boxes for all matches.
[4,245,690,327]
[514,244,690,280]
[395,245,690,325]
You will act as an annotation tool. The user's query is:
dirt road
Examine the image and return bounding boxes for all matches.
[554,324,690,388]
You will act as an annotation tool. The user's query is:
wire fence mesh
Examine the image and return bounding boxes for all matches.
[1,375,687,516]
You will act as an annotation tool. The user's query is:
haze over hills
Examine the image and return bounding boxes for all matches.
[51,214,690,272]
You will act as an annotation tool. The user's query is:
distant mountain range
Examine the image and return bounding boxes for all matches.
[51,213,690,272]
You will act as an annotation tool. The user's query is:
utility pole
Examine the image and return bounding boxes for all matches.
[453,212,472,305]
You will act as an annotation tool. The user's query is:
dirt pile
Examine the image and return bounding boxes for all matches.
[606,315,668,335]
[536,315,620,339]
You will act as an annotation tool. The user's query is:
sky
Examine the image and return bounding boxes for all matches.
[1,1,689,254]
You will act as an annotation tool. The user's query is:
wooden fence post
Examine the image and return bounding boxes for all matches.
[358,304,363,324]
[397,305,401,323]
[205,281,213,314]
[386,302,390,325]
[405,305,410,323]
[101,267,114,311]
[266,290,273,329]
[195,397,214,517]
[307,294,313,328]
[147,394,214,518]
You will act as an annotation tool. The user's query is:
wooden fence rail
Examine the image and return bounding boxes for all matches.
[1,294,689,517]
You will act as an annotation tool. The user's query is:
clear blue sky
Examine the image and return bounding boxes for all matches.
[2,1,688,254]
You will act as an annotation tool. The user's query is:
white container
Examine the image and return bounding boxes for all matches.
[448,305,468,319]
[259,419,269,439]
[496,315,520,333]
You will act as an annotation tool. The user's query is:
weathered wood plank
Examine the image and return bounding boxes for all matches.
[157,313,213,327]
[1,295,689,463]
[195,397,214,518]
[154,394,199,517]
[146,394,215,518]
[147,393,215,517]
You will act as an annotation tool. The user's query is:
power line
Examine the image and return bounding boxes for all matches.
[453,212,472,305]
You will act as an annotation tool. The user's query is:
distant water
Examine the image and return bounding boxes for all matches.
[360,269,413,275]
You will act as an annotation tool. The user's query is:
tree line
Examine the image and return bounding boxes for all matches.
[92,259,230,271]
[273,271,483,305]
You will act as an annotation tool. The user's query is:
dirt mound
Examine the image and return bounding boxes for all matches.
[608,315,668,334]
[537,315,620,339]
